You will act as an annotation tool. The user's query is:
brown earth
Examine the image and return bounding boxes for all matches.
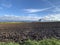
[0,22,60,43]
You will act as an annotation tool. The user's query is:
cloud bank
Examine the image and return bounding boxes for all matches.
[41,14,60,22]
[0,14,60,22]
[0,15,40,22]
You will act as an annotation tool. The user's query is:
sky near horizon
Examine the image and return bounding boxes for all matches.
[0,0,60,21]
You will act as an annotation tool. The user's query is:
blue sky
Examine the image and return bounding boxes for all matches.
[0,0,60,21]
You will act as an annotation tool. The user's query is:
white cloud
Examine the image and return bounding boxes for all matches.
[24,7,52,13]
[41,14,60,22]
[1,3,12,8]
[0,14,41,21]
[0,14,60,22]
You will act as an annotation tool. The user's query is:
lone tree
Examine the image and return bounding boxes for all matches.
[39,19,42,22]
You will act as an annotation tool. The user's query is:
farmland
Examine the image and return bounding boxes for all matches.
[0,22,60,45]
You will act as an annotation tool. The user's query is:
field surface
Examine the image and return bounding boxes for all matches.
[0,22,60,43]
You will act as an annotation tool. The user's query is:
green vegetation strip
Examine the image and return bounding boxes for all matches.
[0,22,26,24]
[0,42,19,45]
[0,38,60,45]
